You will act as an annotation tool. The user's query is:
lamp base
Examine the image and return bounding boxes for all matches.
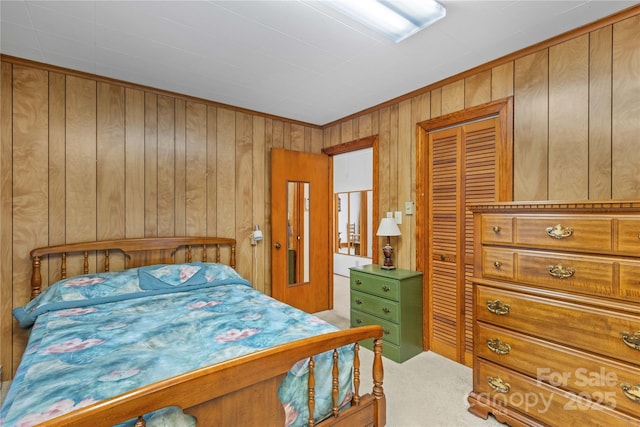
[380,265,396,270]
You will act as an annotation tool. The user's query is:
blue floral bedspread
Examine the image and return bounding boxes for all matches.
[1,263,353,427]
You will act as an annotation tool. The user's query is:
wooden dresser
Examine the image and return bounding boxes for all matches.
[468,201,640,426]
[350,265,423,363]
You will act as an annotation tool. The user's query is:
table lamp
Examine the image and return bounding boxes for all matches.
[376,217,401,270]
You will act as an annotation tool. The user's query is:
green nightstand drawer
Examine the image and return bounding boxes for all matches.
[350,272,400,301]
[351,289,400,323]
[350,309,400,345]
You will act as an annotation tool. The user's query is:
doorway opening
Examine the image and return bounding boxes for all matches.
[323,137,379,316]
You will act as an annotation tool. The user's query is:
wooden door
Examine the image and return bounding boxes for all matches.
[420,101,512,367]
[271,148,331,313]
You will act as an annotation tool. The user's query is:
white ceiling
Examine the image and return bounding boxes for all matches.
[1,1,637,125]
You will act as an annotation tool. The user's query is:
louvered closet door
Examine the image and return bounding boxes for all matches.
[428,126,462,362]
[462,118,501,366]
[428,117,502,366]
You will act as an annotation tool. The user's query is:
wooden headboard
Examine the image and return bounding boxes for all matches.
[29,237,236,299]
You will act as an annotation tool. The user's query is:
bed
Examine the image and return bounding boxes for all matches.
[1,237,385,427]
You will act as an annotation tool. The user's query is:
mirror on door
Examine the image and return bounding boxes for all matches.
[335,190,372,257]
[287,181,310,285]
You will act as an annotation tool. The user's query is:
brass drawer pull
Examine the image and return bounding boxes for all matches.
[355,279,362,285]
[355,318,363,324]
[355,298,363,305]
[493,261,502,269]
[492,226,501,233]
[487,338,511,355]
[621,331,640,350]
[382,285,391,292]
[621,383,640,402]
[383,328,391,335]
[487,299,510,316]
[487,376,510,393]
[546,224,573,239]
[547,264,575,279]
[382,307,390,314]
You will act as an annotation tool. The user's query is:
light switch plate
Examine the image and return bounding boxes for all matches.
[395,211,402,224]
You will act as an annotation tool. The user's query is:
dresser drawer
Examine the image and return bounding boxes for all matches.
[350,290,400,323]
[482,247,515,280]
[475,359,639,427]
[350,309,399,346]
[476,285,640,366]
[476,323,640,417]
[481,215,514,244]
[620,261,640,301]
[617,218,640,254]
[350,272,400,301]
[516,250,615,296]
[514,216,613,252]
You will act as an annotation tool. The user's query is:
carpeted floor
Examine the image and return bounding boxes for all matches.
[313,275,504,427]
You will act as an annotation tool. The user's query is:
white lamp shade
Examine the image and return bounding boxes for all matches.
[376,217,401,237]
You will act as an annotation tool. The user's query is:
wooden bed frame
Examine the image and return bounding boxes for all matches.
[25,237,386,427]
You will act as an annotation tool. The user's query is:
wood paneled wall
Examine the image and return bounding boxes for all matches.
[324,8,639,273]
[0,58,323,376]
[1,6,638,379]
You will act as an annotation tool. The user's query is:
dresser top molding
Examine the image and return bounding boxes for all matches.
[468,200,640,213]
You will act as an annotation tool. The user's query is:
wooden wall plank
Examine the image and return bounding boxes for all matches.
[13,65,50,370]
[157,95,176,236]
[310,127,323,154]
[397,99,412,268]
[377,107,391,265]
[431,87,442,118]
[48,72,66,281]
[492,62,514,101]
[358,113,372,139]
[514,50,549,200]
[144,93,158,237]
[174,99,187,236]
[236,112,253,280]
[465,70,491,108]
[206,106,218,239]
[441,79,465,115]
[612,15,640,198]
[340,121,353,143]
[290,123,305,152]
[589,26,613,199]
[185,102,208,236]
[548,35,589,199]
[125,88,145,238]
[1,62,14,378]
[97,82,125,242]
[65,75,97,250]
[252,116,266,291]
[216,109,236,246]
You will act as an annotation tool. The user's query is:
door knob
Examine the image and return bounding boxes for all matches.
[274,242,281,249]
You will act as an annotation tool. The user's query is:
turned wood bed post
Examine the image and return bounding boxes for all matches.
[353,343,361,406]
[372,338,386,425]
[31,256,42,299]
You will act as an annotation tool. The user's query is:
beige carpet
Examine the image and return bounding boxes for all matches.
[313,275,504,427]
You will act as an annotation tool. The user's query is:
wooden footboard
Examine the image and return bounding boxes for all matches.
[37,326,386,427]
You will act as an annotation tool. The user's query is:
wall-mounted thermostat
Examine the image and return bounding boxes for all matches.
[405,201,414,215]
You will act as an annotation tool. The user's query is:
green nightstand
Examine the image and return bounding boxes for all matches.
[349,265,423,363]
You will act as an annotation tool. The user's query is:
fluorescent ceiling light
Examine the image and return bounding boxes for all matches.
[327,0,446,43]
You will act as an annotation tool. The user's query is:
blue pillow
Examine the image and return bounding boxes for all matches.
[138,264,207,290]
